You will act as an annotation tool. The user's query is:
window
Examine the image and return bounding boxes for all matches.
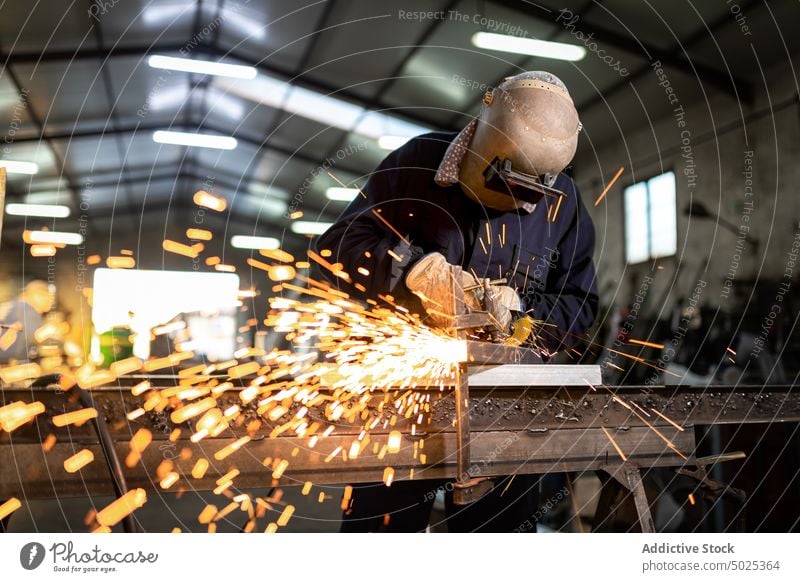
[624,171,677,264]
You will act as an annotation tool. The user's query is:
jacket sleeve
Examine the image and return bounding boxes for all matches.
[523,180,599,352]
[315,140,421,299]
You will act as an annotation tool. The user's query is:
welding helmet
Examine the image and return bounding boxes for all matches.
[458,71,582,211]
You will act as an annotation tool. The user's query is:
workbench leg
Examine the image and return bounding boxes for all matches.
[454,362,471,485]
[592,473,627,531]
[625,467,655,533]
[593,468,655,532]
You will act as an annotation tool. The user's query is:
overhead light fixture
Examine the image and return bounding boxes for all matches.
[6,203,70,218]
[325,187,360,202]
[143,5,265,40]
[246,184,289,216]
[153,130,237,150]
[230,235,280,250]
[290,221,333,236]
[25,230,83,245]
[214,75,431,143]
[471,32,586,61]
[377,135,410,150]
[0,160,39,175]
[148,55,257,79]
[23,191,67,205]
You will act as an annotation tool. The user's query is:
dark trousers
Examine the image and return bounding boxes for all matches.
[340,475,540,532]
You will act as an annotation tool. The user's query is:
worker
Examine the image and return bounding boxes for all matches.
[316,71,598,532]
[0,280,54,362]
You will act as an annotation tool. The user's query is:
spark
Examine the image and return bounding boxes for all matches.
[594,167,625,206]
[193,190,227,212]
[327,172,366,199]
[0,362,41,383]
[628,338,665,349]
[53,408,98,427]
[551,195,564,222]
[0,498,22,521]
[106,256,135,269]
[650,408,685,432]
[370,209,410,246]
[600,427,628,461]
[64,449,95,473]
[186,228,212,241]
[387,431,402,453]
[96,489,147,527]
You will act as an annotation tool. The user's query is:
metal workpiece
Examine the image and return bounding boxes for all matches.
[463,340,543,365]
[4,381,800,441]
[1,423,693,499]
[466,364,601,386]
[3,379,800,500]
[451,270,474,505]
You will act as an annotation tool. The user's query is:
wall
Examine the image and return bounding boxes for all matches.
[574,56,800,326]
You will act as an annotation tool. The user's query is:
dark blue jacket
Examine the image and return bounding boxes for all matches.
[316,131,598,351]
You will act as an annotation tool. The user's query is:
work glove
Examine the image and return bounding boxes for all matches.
[405,253,521,332]
[405,253,481,328]
[484,284,522,332]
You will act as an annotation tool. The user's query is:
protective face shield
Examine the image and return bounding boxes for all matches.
[458,71,582,211]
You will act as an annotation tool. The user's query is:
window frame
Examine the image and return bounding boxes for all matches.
[622,169,678,265]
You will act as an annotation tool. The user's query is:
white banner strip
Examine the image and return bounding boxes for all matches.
[1,533,798,581]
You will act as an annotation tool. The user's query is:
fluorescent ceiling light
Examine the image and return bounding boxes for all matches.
[6,203,70,218]
[0,160,39,175]
[142,3,193,25]
[143,5,265,40]
[28,231,83,245]
[24,191,67,205]
[246,184,289,216]
[148,55,257,79]
[377,135,410,150]
[353,111,427,141]
[325,187,360,202]
[207,88,246,120]
[472,32,586,61]
[219,9,266,41]
[214,75,430,142]
[290,221,333,235]
[230,235,280,250]
[148,85,189,111]
[249,196,287,217]
[153,130,237,150]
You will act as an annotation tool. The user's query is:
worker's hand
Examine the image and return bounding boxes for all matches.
[405,253,481,327]
[484,285,522,332]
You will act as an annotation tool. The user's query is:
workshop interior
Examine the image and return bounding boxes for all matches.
[1,0,800,538]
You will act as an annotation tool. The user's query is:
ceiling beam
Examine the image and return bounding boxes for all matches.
[89,2,142,225]
[575,0,759,113]
[2,41,450,131]
[450,0,597,126]
[295,0,461,196]
[0,64,96,237]
[491,0,753,103]
[8,120,371,178]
